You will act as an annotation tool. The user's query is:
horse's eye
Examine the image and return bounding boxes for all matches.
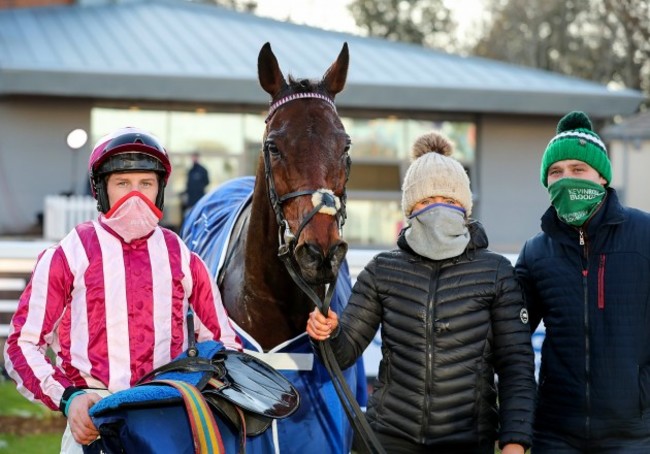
[344,138,352,153]
[266,141,279,156]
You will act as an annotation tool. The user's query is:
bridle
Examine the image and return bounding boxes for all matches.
[262,91,351,258]
[262,91,386,454]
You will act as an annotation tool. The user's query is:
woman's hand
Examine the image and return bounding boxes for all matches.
[306,307,338,341]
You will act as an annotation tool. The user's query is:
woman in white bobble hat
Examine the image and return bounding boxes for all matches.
[307,131,536,454]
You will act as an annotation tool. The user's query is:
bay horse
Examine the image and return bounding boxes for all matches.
[182,42,366,453]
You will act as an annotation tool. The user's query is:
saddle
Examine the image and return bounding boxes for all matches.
[85,340,299,454]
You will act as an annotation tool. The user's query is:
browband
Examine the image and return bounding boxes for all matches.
[265,92,336,123]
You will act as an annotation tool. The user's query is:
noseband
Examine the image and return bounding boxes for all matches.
[262,92,351,255]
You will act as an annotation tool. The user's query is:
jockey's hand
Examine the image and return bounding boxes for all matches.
[501,443,525,454]
[67,392,103,445]
[306,307,338,341]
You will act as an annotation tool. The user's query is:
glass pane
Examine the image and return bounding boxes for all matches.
[342,117,408,160]
[163,154,242,228]
[91,108,168,144]
[168,112,245,155]
[344,198,403,247]
[403,119,475,164]
[348,162,402,191]
[342,117,474,164]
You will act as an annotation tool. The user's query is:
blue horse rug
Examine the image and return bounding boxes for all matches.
[182,176,368,454]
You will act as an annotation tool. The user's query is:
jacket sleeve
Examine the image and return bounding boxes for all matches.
[515,240,543,331]
[492,257,536,450]
[321,258,382,370]
[3,247,74,411]
[189,252,242,351]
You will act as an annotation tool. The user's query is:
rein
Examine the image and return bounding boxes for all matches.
[265,92,385,454]
[277,249,384,454]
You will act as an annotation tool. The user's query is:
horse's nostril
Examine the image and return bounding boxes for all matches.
[329,241,348,264]
[304,243,324,262]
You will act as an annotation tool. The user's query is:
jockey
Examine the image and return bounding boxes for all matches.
[3,127,241,454]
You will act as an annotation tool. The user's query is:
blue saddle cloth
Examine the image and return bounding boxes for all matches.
[90,341,225,415]
[182,177,368,454]
[87,341,275,454]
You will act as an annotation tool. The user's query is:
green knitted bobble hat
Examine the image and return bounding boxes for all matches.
[540,111,612,188]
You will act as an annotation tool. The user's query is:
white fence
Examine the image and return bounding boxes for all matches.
[0,242,48,339]
[0,291,21,337]
[44,195,97,241]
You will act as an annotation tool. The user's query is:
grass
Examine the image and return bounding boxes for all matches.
[0,435,61,453]
[0,380,53,418]
[0,379,63,454]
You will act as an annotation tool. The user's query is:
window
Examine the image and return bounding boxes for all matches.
[92,108,261,227]
[92,107,475,246]
[342,116,475,247]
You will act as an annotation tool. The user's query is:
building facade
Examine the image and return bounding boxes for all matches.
[0,0,643,252]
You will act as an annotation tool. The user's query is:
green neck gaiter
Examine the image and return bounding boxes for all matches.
[548,178,606,226]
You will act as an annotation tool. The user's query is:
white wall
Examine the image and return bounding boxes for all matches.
[0,98,92,234]
[610,139,650,212]
[477,115,556,254]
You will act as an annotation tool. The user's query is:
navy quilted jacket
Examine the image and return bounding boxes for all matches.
[516,188,650,440]
[328,221,536,449]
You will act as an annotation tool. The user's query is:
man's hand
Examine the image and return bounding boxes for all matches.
[67,392,103,445]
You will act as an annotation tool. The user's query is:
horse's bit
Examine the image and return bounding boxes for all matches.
[262,91,351,255]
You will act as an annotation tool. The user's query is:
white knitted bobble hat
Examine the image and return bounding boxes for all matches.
[401,131,472,217]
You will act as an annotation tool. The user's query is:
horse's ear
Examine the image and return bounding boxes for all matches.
[322,42,349,97]
[258,42,288,97]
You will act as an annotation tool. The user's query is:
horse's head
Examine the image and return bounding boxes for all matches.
[258,42,350,285]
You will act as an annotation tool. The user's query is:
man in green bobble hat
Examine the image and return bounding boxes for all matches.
[516,111,650,453]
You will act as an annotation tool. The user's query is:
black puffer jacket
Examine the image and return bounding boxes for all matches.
[516,189,650,442]
[329,220,536,449]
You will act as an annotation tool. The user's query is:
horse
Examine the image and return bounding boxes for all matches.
[182,42,366,454]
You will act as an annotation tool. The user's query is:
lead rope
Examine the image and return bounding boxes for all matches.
[277,249,385,454]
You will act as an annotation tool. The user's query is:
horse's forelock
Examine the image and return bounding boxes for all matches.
[286,75,322,95]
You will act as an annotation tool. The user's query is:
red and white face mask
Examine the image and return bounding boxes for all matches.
[101,191,163,243]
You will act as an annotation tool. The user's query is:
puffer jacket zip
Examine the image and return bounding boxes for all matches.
[577,204,606,440]
[421,261,441,442]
